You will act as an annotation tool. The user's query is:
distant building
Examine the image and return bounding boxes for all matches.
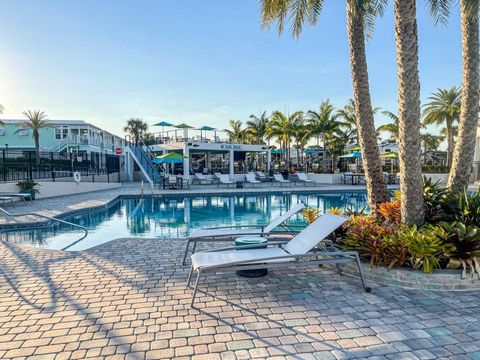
[0,119,124,156]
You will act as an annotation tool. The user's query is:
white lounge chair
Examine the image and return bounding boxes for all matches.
[0,192,33,205]
[183,203,305,264]
[194,173,214,185]
[273,173,292,187]
[295,172,316,186]
[255,171,269,182]
[215,173,235,188]
[187,213,370,306]
[341,172,354,184]
[245,172,261,187]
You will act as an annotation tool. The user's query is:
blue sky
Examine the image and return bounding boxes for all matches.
[0,0,461,137]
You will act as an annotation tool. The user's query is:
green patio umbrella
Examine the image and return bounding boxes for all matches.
[381,152,398,172]
[152,152,188,164]
[349,145,362,151]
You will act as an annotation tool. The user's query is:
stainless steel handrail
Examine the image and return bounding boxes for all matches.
[0,207,88,251]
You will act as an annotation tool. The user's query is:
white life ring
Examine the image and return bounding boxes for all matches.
[73,171,81,184]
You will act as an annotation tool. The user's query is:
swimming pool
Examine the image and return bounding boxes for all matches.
[0,191,369,251]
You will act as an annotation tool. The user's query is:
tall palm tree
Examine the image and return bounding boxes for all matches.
[337,98,358,144]
[266,111,303,168]
[393,0,424,225]
[246,111,269,145]
[226,119,246,143]
[377,111,399,142]
[293,120,310,167]
[422,87,461,167]
[16,110,51,163]
[260,0,389,206]
[0,104,4,126]
[124,118,148,145]
[307,100,341,172]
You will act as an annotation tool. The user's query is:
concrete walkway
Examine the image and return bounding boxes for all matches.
[1,238,479,360]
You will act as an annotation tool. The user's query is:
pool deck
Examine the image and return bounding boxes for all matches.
[1,238,480,360]
[0,182,396,226]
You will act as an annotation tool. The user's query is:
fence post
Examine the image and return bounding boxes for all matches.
[50,153,54,181]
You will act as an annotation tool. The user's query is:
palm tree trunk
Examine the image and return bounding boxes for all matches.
[446,120,453,167]
[346,2,388,206]
[448,0,480,194]
[393,0,425,225]
[34,130,40,165]
[323,133,328,173]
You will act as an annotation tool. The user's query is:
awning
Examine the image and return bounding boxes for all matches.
[152,152,188,164]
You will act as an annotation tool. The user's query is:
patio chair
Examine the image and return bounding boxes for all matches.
[187,213,370,306]
[183,202,305,264]
[273,173,292,187]
[295,172,317,186]
[194,173,214,185]
[218,174,236,187]
[255,171,269,182]
[167,175,178,189]
[0,196,14,207]
[245,172,261,187]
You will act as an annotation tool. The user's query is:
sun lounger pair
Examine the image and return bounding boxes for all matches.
[186,212,370,306]
[214,173,235,187]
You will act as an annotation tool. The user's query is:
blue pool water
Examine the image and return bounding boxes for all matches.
[0,192,369,251]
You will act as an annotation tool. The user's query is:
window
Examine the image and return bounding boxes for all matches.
[55,126,69,140]
[0,128,4,136]
[18,127,28,136]
[385,148,391,153]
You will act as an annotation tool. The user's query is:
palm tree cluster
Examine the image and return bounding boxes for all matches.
[259,0,478,226]
[226,100,361,169]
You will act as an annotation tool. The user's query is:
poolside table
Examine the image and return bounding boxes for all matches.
[235,236,268,277]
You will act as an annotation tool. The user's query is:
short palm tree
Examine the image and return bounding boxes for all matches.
[266,110,303,168]
[423,87,461,167]
[226,120,246,143]
[260,0,389,206]
[377,111,399,142]
[337,99,358,144]
[307,100,341,172]
[246,111,269,145]
[16,110,52,163]
[124,118,148,145]
[427,0,479,193]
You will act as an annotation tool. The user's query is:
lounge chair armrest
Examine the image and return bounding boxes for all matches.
[202,224,267,230]
[194,240,288,253]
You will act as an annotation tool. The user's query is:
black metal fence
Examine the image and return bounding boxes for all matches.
[0,150,121,183]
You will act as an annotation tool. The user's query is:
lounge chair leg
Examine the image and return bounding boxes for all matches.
[190,270,202,307]
[182,239,191,265]
[354,253,371,293]
[187,266,194,288]
[191,240,198,255]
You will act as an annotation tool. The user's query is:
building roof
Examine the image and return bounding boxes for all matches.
[1,119,89,125]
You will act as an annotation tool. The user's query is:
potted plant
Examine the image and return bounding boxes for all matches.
[17,179,40,200]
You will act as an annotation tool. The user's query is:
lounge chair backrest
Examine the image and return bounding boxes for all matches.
[246,173,256,182]
[284,214,347,255]
[219,174,232,183]
[195,173,206,179]
[256,171,266,178]
[297,173,308,180]
[264,203,305,233]
[214,172,222,179]
[273,174,285,182]
[168,176,177,184]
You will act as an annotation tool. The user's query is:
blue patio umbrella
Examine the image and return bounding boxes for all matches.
[339,151,362,159]
[198,125,216,141]
[153,121,174,138]
[271,149,285,155]
[304,148,321,154]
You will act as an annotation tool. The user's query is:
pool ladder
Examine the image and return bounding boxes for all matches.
[0,207,88,251]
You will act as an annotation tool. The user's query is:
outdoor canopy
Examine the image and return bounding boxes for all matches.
[152,152,188,164]
[304,148,321,154]
[153,121,173,127]
[271,149,286,155]
[339,151,362,159]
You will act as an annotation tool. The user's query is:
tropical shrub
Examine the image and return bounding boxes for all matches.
[377,201,401,225]
[397,225,454,273]
[422,177,451,222]
[326,207,344,216]
[302,207,319,224]
[429,222,480,278]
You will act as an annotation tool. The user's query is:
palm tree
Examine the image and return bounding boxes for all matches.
[246,111,269,144]
[422,87,461,167]
[266,111,303,168]
[393,0,425,225]
[293,121,310,167]
[0,104,4,126]
[16,110,52,163]
[421,133,444,165]
[377,111,399,142]
[337,99,358,144]
[226,120,246,143]
[307,100,341,172]
[260,0,389,206]
[124,118,148,145]
[427,0,480,194]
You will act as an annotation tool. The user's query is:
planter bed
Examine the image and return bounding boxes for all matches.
[340,262,480,291]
